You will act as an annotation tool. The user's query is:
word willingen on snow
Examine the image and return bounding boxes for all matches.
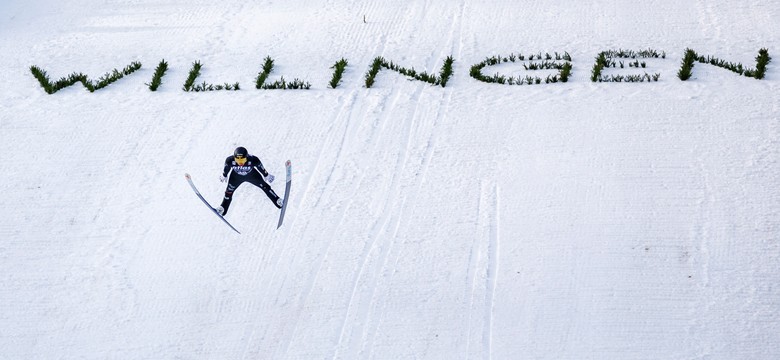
[29,47,771,94]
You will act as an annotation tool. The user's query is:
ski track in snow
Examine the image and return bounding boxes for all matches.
[2,0,780,359]
[475,180,500,359]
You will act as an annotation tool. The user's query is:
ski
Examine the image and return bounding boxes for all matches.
[277,160,292,229]
[185,173,241,234]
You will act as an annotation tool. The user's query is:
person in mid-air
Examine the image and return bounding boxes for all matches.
[216,146,282,216]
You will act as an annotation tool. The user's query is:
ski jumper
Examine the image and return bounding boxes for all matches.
[219,155,281,215]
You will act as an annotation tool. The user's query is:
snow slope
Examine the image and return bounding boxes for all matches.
[1,0,779,358]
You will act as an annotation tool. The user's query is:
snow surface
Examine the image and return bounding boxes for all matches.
[1,0,779,359]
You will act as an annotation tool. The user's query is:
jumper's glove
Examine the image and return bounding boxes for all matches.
[265,174,275,184]
[220,175,227,183]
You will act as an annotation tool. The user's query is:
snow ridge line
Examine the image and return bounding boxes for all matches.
[360,83,440,359]
[469,178,501,359]
[343,84,428,358]
[276,91,359,358]
[483,183,500,359]
[331,85,403,359]
[467,180,489,358]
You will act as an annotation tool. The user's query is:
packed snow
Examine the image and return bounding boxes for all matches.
[1,0,779,358]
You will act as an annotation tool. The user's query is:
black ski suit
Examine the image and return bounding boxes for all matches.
[219,155,281,215]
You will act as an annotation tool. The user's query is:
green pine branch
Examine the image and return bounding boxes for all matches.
[30,61,141,94]
[147,59,168,91]
[329,58,349,89]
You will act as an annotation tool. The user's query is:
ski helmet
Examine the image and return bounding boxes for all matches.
[234,146,248,158]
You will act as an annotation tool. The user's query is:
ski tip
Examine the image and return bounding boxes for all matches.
[286,160,291,166]
[185,173,191,179]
